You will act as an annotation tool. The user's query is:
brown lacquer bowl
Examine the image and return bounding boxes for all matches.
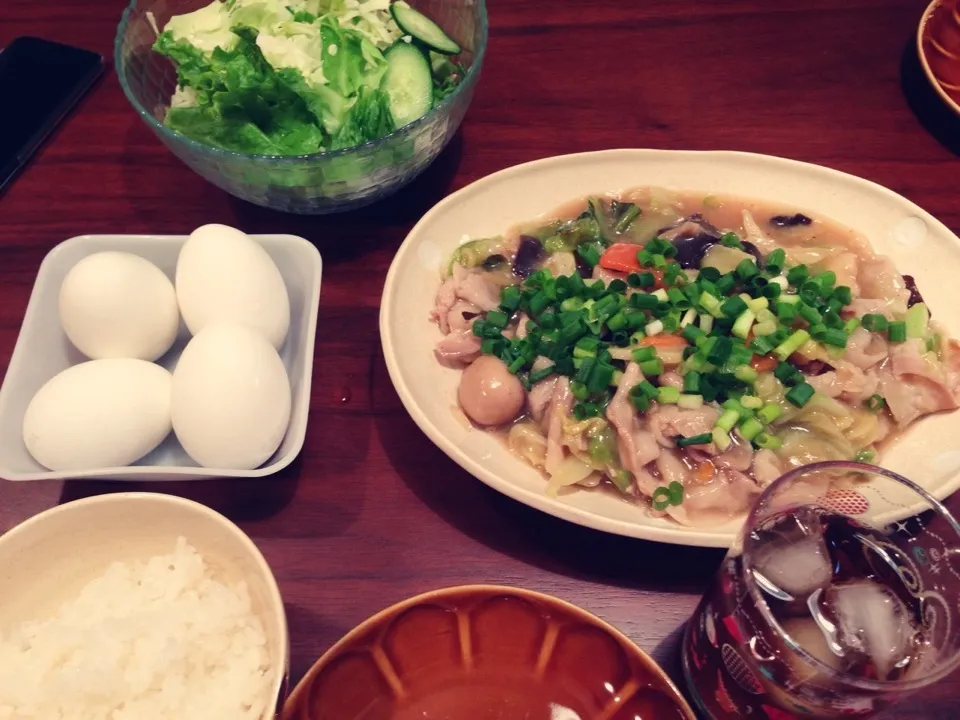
[282,585,696,720]
[919,0,960,115]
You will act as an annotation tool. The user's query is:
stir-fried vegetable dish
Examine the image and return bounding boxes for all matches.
[431,189,960,526]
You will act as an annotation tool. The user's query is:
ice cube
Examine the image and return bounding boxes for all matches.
[825,580,916,680]
[780,617,844,681]
[751,515,834,601]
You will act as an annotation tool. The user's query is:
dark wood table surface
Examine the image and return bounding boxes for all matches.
[4,1,960,717]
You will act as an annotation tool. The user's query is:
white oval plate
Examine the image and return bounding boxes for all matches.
[380,150,960,547]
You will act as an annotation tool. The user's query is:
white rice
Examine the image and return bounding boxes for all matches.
[0,538,273,720]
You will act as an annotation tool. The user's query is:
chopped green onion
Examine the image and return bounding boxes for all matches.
[712,426,732,452]
[734,366,759,384]
[753,321,778,337]
[645,319,665,337]
[785,381,815,408]
[844,317,860,334]
[678,393,704,409]
[855,449,876,463]
[832,285,853,306]
[888,321,907,343]
[607,311,628,332]
[676,432,713,448]
[775,302,797,324]
[754,432,783,450]
[631,294,659,311]
[480,338,500,354]
[715,274,737,295]
[865,394,886,412]
[737,417,764,442]
[587,366,614,393]
[574,357,596,386]
[815,271,836,289]
[722,296,749,317]
[905,303,929,339]
[716,409,740,432]
[765,249,786,274]
[816,327,848,348]
[757,403,783,425]
[652,486,672,511]
[500,286,522,311]
[577,243,602,267]
[684,371,702,393]
[529,291,551,316]
[560,297,584,312]
[658,386,681,404]
[699,313,715,334]
[629,381,659,411]
[787,265,809,286]
[774,330,811,361]
[680,308,698,328]
[797,303,822,325]
[736,259,759,280]
[861,313,889,332]
[632,346,656,363]
[640,358,665,376]
[486,310,509,329]
[740,395,764,410]
[574,337,599,359]
[667,287,689,308]
[774,361,801,386]
[762,282,783,300]
[700,292,723,318]
[732,310,757,340]
[529,366,555,384]
[750,336,775,355]
[720,232,744,249]
[708,337,734,365]
[722,398,752,419]
[507,356,526,374]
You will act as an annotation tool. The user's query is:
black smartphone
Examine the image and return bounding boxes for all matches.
[0,37,105,193]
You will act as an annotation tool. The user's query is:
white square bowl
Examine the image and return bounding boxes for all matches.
[0,234,322,481]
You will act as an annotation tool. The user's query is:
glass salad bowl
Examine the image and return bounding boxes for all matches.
[114,0,487,214]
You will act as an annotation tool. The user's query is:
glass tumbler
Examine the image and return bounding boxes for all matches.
[683,461,960,719]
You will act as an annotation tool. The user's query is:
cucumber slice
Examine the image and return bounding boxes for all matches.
[381,42,433,127]
[391,1,462,55]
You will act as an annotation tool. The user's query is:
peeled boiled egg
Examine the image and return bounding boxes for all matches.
[176,224,291,349]
[171,323,291,470]
[59,252,179,361]
[23,359,173,471]
[458,356,525,426]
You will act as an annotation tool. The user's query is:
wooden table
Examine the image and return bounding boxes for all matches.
[3,1,960,717]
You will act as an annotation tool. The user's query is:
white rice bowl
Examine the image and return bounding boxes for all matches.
[0,494,287,720]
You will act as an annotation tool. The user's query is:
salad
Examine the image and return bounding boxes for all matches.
[431,189,960,527]
[152,0,464,155]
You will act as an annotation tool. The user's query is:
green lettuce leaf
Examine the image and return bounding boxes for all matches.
[330,85,394,150]
[158,31,325,154]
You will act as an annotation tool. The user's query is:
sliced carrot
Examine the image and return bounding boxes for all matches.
[599,243,643,273]
[751,354,779,373]
[694,460,717,484]
[638,334,689,350]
